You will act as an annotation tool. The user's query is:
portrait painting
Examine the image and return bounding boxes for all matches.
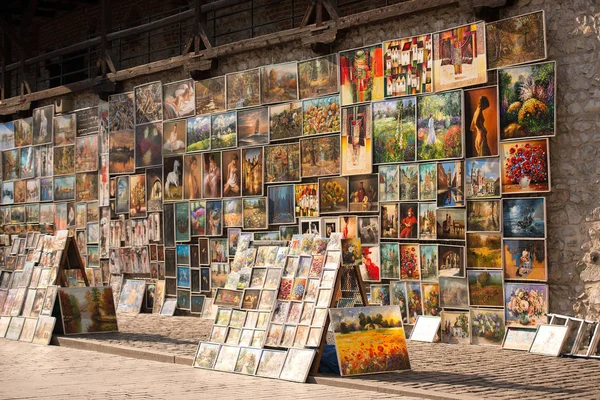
[302,95,340,136]
[486,11,547,70]
[341,104,372,176]
[183,154,202,200]
[359,245,380,282]
[417,90,463,161]
[226,69,260,109]
[261,62,298,104]
[329,306,410,376]
[211,111,237,150]
[33,105,54,146]
[339,44,384,106]
[195,76,226,115]
[163,78,195,120]
[237,107,269,147]
[300,134,340,178]
[221,149,241,197]
[383,34,432,97]
[134,81,163,124]
[465,86,499,158]
[108,129,135,174]
[500,139,550,194]
[503,239,547,281]
[162,119,186,156]
[372,97,416,164]
[433,22,487,91]
[163,155,183,201]
[298,54,338,99]
[75,134,99,172]
[264,143,300,184]
[268,184,295,225]
[269,101,302,141]
[53,114,76,146]
[241,147,263,196]
[186,115,210,153]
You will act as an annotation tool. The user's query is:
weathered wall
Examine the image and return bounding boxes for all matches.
[29,0,600,318]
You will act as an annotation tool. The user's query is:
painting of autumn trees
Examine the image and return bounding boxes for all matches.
[58,287,118,335]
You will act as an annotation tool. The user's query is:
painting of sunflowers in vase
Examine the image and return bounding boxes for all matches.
[318,177,348,214]
[329,305,410,376]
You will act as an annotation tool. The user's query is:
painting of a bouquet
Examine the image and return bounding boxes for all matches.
[422,283,440,316]
[501,139,549,193]
[505,283,548,327]
[319,177,348,213]
[400,245,420,280]
[470,309,505,345]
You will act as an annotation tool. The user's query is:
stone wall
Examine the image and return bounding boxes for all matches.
[32,0,600,318]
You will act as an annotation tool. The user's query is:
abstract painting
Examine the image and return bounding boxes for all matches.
[341,104,372,176]
[339,45,384,106]
[383,34,432,97]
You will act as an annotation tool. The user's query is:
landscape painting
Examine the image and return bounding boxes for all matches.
[486,11,547,70]
[109,129,135,174]
[329,305,410,376]
[467,270,504,307]
[433,22,487,91]
[211,112,237,150]
[226,69,260,109]
[268,185,295,225]
[53,114,76,146]
[465,158,500,198]
[58,287,118,335]
[439,277,468,309]
[260,62,298,104]
[417,90,463,161]
[269,101,302,141]
[297,54,338,99]
[300,134,340,178]
[187,116,211,153]
[238,107,269,147]
[195,77,226,115]
[264,143,300,183]
[502,197,546,238]
[466,232,502,269]
[498,62,555,140]
[372,97,416,164]
[467,200,500,232]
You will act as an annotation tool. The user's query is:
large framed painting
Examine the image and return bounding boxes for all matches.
[302,95,341,136]
[504,282,548,328]
[383,34,432,97]
[58,287,118,335]
[163,78,195,120]
[464,86,499,158]
[53,113,76,146]
[329,305,410,376]
[372,97,416,164]
[341,104,372,176]
[300,134,340,178]
[237,107,269,147]
[339,44,384,106]
[264,143,300,183]
[260,62,298,104]
[134,81,163,124]
[498,61,555,140]
[195,76,226,115]
[297,54,338,99]
[226,69,260,109]
[433,22,487,91]
[269,101,302,141]
[417,90,463,161]
[486,11,547,70]
[500,139,550,194]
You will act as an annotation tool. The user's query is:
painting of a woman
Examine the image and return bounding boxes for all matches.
[223,153,240,196]
[471,95,491,157]
[203,154,221,198]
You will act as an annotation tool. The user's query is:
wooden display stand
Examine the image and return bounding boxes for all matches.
[310,263,368,376]
[55,236,90,287]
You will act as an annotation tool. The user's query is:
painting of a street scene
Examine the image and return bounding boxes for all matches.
[58,287,118,335]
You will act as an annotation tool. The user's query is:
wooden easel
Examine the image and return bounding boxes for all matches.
[310,263,368,376]
[55,236,90,287]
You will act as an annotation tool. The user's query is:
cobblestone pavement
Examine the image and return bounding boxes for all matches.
[0,340,416,400]
[45,314,600,399]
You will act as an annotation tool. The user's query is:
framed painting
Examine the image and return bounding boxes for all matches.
[465,86,499,158]
[411,315,441,341]
[241,147,263,196]
[433,22,487,91]
[441,310,470,344]
[269,101,302,141]
[502,197,546,238]
[279,348,316,382]
[341,104,372,175]
[162,119,186,157]
[58,287,117,334]
[329,305,410,376]
[419,163,436,201]
[438,245,465,277]
[383,34,432,97]
[420,245,438,282]
[399,203,418,239]
[503,239,547,281]
[108,92,134,131]
[3,149,19,181]
[359,245,380,282]
[75,134,99,172]
[498,61,555,140]
[417,90,463,161]
[222,198,242,228]
[436,161,464,207]
[470,308,505,346]
[14,118,32,148]
[210,111,237,150]
[115,176,129,214]
[302,94,341,136]
[400,244,420,280]
[339,44,384,106]
[260,62,298,104]
[133,123,162,170]
[500,139,550,194]
[33,105,54,146]
[53,113,76,146]
[54,175,76,202]
[220,149,241,197]
[186,115,211,153]
[298,54,338,99]
[183,154,202,200]
[436,208,466,240]
[465,158,500,198]
[0,122,14,151]
[466,232,502,269]
[300,134,340,178]
[242,197,267,230]
[486,11,547,70]
[294,183,318,217]
[195,76,226,115]
[379,165,399,202]
[163,78,195,120]
[108,129,135,174]
[372,97,417,165]
[418,203,436,240]
[505,282,548,328]
[19,147,34,180]
[53,145,75,175]
[76,172,99,202]
[318,177,348,214]
[501,327,537,351]
[267,184,295,225]
[177,289,191,310]
[201,152,222,199]
[256,349,287,378]
[529,324,568,356]
[146,167,163,212]
[467,269,504,307]
[214,288,243,308]
[237,107,269,147]
[226,69,260,109]
[134,81,163,124]
[205,200,223,236]
[357,216,379,245]
[116,279,146,314]
[380,203,399,238]
[399,164,418,201]
[174,201,191,242]
[264,143,300,183]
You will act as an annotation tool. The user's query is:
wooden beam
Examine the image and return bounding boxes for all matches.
[300,0,316,28]
[322,0,339,21]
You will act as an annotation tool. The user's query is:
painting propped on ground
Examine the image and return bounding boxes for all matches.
[58,287,118,335]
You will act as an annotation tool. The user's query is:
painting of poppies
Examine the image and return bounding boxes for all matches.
[417,90,463,161]
[372,97,416,164]
[339,45,384,106]
[499,61,555,140]
[329,305,410,376]
[500,139,550,194]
